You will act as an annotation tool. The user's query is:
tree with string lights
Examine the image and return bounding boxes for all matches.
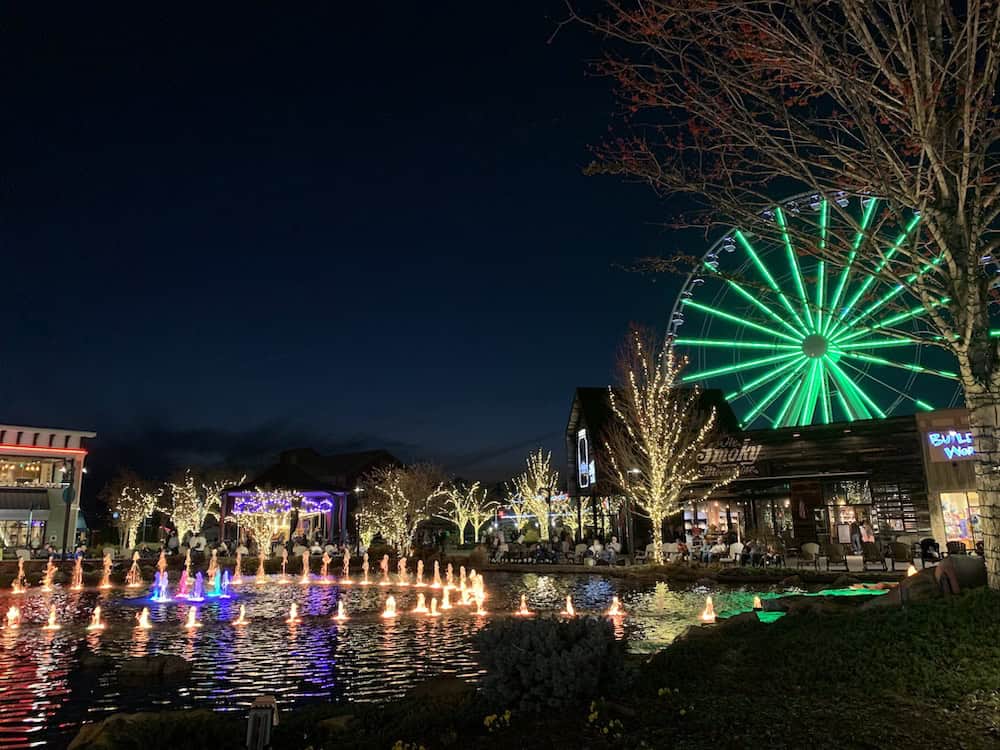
[165,469,242,542]
[507,449,560,541]
[102,469,161,549]
[604,328,738,564]
[571,0,1000,586]
[357,464,447,553]
[436,481,498,543]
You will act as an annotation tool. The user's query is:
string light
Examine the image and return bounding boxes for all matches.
[356,465,446,552]
[435,481,497,543]
[604,329,739,563]
[507,449,560,540]
[110,485,161,550]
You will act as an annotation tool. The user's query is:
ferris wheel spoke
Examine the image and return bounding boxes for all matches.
[839,359,936,412]
[722,277,806,339]
[734,230,809,334]
[826,214,921,339]
[679,351,800,383]
[775,207,814,330]
[833,384,856,422]
[816,200,828,333]
[837,351,960,380]
[823,356,877,419]
[725,356,804,400]
[673,338,799,351]
[834,297,950,345]
[823,197,879,336]
[800,360,826,425]
[819,365,832,424]
[772,374,807,428]
[833,336,920,351]
[680,299,803,344]
[741,358,810,428]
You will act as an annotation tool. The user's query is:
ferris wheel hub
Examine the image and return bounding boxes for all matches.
[801,334,828,359]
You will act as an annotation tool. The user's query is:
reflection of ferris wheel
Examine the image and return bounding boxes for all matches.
[669,192,962,429]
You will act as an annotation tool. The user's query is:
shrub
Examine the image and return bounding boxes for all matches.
[475,616,625,713]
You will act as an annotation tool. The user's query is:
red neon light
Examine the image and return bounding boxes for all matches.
[0,443,87,456]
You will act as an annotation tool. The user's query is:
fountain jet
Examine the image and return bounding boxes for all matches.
[299,550,311,585]
[233,604,249,625]
[41,556,57,592]
[87,606,106,631]
[561,595,575,617]
[340,551,352,584]
[5,605,21,629]
[43,605,61,631]
[606,596,625,617]
[175,570,190,599]
[378,554,390,586]
[151,571,171,602]
[256,552,267,584]
[752,596,763,611]
[125,552,143,588]
[206,549,219,583]
[286,602,301,624]
[440,588,453,610]
[412,593,428,613]
[360,552,371,585]
[220,570,231,598]
[700,596,716,623]
[431,560,442,589]
[278,549,290,584]
[184,607,202,629]
[414,559,425,587]
[381,595,398,618]
[397,557,409,586]
[319,552,332,584]
[99,552,113,590]
[136,607,152,629]
[515,594,533,616]
[188,572,205,602]
[445,563,454,590]
[11,559,27,594]
[70,557,84,591]
[232,550,244,584]
[429,598,440,617]
[334,600,347,622]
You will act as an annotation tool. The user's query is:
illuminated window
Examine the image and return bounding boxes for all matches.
[940,491,979,548]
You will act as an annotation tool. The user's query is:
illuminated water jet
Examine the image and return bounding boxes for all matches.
[445,563,454,589]
[11,559,27,594]
[319,552,332,584]
[220,570,231,598]
[700,596,716,624]
[752,595,763,611]
[151,571,171,602]
[136,607,152,630]
[429,598,440,617]
[183,607,201,629]
[334,600,347,622]
[206,549,219,583]
[175,570,190,599]
[286,602,301,624]
[561,595,575,617]
[381,595,397,618]
[43,605,61,631]
[441,588,453,610]
[360,552,371,585]
[70,557,84,591]
[278,549,290,584]
[414,559,425,587]
[5,605,21,629]
[232,550,244,584]
[256,552,266,584]
[378,554,390,586]
[907,564,918,577]
[41,556,57,592]
[606,596,625,617]
[157,549,168,578]
[514,594,533,616]
[340,551,352,584]
[431,560,442,589]
[397,557,409,586]
[233,604,249,625]
[188,572,205,602]
[125,552,143,589]
[412,593,428,613]
[87,606,106,631]
[99,552,113,590]
[299,550,311,584]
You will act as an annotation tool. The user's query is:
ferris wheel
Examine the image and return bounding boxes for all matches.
[669,192,963,429]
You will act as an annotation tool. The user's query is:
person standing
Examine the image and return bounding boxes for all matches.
[849,519,862,554]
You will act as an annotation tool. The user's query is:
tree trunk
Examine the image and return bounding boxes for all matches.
[967,394,1000,589]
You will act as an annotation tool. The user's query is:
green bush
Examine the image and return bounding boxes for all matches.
[475,616,625,714]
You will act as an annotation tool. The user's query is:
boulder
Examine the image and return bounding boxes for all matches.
[695,577,715,588]
[935,555,987,593]
[717,611,759,630]
[405,676,475,704]
[780,575,803,588]
[119,654,192,681]
[830,574,858,588]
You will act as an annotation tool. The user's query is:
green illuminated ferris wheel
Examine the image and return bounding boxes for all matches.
[669,192,962,429]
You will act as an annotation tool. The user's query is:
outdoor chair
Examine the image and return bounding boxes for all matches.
[946,540,968,556]
[888,542,911,571]
[861,541,887,571]
[824,542,849,572]
[919,537,940,568]
[574,543,588,564]
[799,542,821,571]
[718,541,744,566]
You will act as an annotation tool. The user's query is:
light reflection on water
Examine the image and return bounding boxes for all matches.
[0,572,773,748]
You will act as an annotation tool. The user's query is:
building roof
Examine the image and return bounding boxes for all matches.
[227,448,402,495]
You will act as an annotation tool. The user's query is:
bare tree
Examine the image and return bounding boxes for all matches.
[436,481,498,543]
[572,1,1000,586]
[604,328,737,563]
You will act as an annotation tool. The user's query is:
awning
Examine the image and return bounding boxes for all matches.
[0,488,50,511]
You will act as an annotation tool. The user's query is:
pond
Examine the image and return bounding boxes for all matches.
[0,570,786,748]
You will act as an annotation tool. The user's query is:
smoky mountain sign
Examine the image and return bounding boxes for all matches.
[697,437,764,479]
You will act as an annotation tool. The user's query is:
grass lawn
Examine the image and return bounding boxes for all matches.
[68,589,1000,750]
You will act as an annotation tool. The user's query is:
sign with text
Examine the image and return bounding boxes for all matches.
[697,437,763,478]
[926,429,976,462]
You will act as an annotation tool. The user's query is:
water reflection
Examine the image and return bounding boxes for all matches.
[0,572,776,747]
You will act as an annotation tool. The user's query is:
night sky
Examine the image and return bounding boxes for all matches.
[4,3,682,501]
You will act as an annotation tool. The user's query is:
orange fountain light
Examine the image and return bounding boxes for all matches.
[184,607,202,629]
[334,600,348,622]
[606,596,625,617]
[700,595,716,624]
[381,595,398,619]
[87,606,106,631]
[907,564,918,577]
[286,603,301,624]
[561,595,576,617]
[5,605,21,629]
[515,594,534,617]
[233,605,249,626]
[136,607,152,630]
[43,605,61,631]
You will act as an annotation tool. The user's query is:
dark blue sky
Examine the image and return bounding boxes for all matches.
[4,3,682,491]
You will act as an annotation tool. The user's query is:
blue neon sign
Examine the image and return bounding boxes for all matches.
[926,430,975,462]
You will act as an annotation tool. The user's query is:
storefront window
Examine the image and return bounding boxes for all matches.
[871,482,923,533]
[824,480,874,542]
[0,456,72,488]
[0,520,47,548]
[940,491,979,548]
